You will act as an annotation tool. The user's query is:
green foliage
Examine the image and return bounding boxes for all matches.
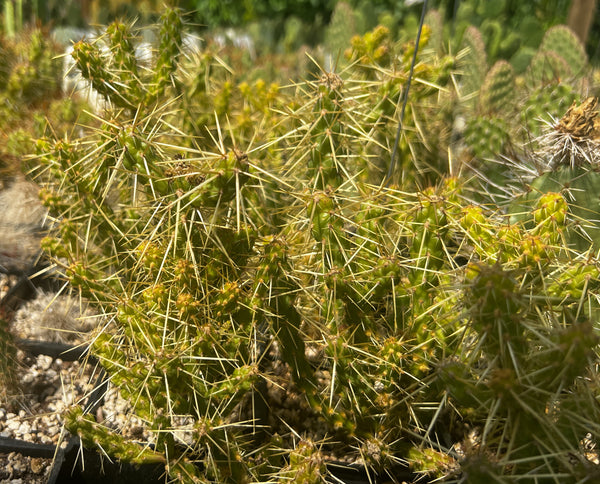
[179,0,333,30]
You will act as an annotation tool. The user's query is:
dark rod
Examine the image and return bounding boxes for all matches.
[384,0,429,186]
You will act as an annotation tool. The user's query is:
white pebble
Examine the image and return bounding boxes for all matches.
[21,373,36,384]
[7,419,20,431]
[17,421,31,436]
[37,354,53,371]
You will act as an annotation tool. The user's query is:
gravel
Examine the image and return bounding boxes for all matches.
[0,270,100,483]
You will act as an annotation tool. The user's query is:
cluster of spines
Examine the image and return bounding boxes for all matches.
[71,7,183,111]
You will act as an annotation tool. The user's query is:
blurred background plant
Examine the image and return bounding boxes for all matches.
[0,26,92,177]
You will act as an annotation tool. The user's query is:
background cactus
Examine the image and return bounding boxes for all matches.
[323,1,358,65]
[478,60,515,114]
[538,24,589,78]
[457,25,488,104]
[446,20,596,209]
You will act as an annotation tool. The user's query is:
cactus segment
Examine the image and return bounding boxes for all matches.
[479,60,515,115]
[539,25,588,78]
[64,406,166,465]
[464,115,509,159]
[459,26,488,102]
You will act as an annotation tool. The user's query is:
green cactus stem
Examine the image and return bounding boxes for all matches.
[478,60,515,115]
[539,25,588,78]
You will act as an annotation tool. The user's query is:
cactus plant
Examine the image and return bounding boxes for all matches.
[464,115,509,160]
[511,97,600,251]
[478,60,515,115]
[26,7,600,484]
[538,25,588,78]
[323,1,357,63]
[457,25,487,103]
[29,10,454,481]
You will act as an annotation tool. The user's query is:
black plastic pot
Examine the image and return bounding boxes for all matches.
[48,436,165,484]
[48,446,416,484]
[0,264,62,317]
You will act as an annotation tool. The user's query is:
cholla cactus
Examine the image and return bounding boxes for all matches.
[455,190,600,479]
[5,29,61,103]
[30,8,600,484]
[70,8,183,112]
